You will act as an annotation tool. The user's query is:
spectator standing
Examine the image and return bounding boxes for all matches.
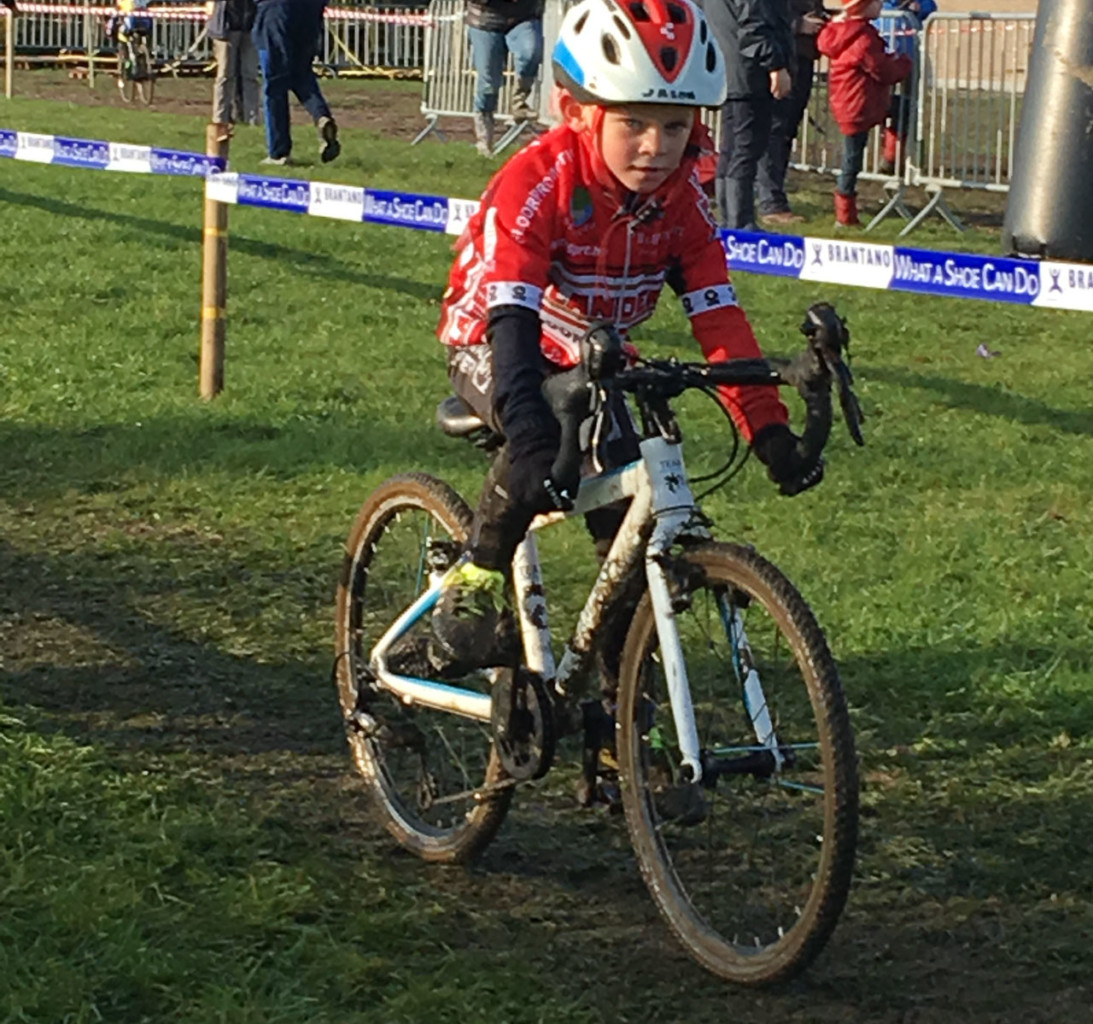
[208,0,259,127]
[702,0,794,230]
[755,0,827,224]
[252,0,340,165]
[465,0,544,157]
[817,0,911,226]
[874,0,935,173]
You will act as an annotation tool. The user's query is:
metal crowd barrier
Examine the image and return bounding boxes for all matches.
[413,0,542,152]
[773,10,1035,234]
[413,2,1035,237]
[904,12,1035,232]
[5,1,427,76]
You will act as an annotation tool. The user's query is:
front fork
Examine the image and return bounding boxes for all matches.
[642,436,707,785]
[640,437,784,785]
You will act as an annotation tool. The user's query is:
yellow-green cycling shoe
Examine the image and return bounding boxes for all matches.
[430,562,518,673]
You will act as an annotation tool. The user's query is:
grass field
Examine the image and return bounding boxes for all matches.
[2,81,1092,1023]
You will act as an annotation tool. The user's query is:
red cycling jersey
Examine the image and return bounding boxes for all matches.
[437,118,787,442]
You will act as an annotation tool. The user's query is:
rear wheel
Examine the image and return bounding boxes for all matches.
[616,543,858,985]
[334,473,512,863]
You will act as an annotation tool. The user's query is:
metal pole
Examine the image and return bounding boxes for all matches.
[4,10,13,100]
[200,123,231,400]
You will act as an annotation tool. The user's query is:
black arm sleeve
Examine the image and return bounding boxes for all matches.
[488,305,560,449]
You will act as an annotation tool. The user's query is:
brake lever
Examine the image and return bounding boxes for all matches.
[800,302,865,447]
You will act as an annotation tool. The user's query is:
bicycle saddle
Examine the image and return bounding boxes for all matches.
[436,395,485,437]
[436,395,503,450]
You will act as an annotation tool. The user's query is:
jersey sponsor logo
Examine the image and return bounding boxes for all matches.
[679,283,738,316]
[570,186,594,228]
[512,151,571,241]
[486,281,544,310]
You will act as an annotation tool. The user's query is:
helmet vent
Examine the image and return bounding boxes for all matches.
[602,33,621,64]
[705,42,717,72]
[628,2,650,22]
[666,2,687,23]
[574,10,589,32]
[699,19,707,43]
[612,14,632,38]
[660,46,678,72]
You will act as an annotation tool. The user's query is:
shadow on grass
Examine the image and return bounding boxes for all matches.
[4,519,1091,1018]
[0,186,442,301]
[0,409,483,500]
[840,641,1093,743]
[0,536,344,757]
[864,364,1093,437]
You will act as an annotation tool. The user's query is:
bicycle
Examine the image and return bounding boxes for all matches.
[112,17,155,105]
[334,303,865,986]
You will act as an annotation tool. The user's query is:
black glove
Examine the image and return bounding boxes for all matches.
[504,414,578,514]
[752,423,824,497]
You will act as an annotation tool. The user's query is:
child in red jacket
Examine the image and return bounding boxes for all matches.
[433,0,823,668]
[817,0,911,226]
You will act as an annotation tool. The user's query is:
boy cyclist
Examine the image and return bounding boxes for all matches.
[434,0,823,667]
[106,0,153,49]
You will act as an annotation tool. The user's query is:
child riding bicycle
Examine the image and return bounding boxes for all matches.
[106,0,153,47]
[433,0,824,671]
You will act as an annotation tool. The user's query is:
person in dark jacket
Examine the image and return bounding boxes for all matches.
[755,0,827,223]
[817,0,911,225]
[701,0,794,230]
[208,0,259,126]
[465,0,544,156]
[252,0,339,165]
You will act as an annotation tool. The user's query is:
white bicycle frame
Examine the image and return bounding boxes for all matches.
[368,435,775,785]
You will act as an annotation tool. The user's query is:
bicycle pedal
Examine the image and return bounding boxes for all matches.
[576,771,622,812]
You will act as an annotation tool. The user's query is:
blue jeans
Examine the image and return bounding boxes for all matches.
[466,21,543,116]
[253,0,332,159]
[837,130,870,196]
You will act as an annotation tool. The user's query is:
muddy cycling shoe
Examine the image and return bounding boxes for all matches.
[653,781,708,827]
[317,116,341,164]
[644,740,709,826]
[576,699,622,811]
[383,634,433,677]
[430,562,518,674]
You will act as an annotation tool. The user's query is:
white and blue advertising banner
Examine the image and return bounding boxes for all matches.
[0,129,224,176]
[721,228,1092,313]
[204,171,481,236]
[4,124,1090,315]
[1032,260,1093,313]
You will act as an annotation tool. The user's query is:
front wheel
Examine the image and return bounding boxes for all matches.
[334,473,512,863]
[616,543,858,985]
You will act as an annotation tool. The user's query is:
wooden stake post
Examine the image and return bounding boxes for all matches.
[200,124,231,399]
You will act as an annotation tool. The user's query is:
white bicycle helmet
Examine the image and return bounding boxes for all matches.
[552,0,727,108]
